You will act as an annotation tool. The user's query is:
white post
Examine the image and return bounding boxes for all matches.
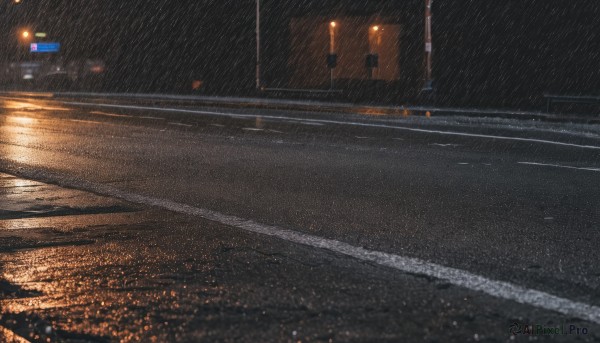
[255,0,261,90]
[424,0,433,90]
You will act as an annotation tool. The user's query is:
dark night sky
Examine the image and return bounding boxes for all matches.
[2,0,600,104]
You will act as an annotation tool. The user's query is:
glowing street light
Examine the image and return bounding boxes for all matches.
[328,21,339,90]
[367,25,383,80]
[329,21,338,53]
[21,30,30,39]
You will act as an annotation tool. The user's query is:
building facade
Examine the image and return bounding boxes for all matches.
[260,0,600,108]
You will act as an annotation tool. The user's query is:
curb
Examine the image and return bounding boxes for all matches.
[3,91,600,124]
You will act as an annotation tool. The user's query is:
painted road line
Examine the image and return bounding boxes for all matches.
[298,121,325,126]
[167,122,193,127]
[430,143,461,147]
[90,111,135,118]
[57,100,600,150]
[2,167,600,325]
[68,119,103,125]
[139,116,164,120]
[518,162,600,172]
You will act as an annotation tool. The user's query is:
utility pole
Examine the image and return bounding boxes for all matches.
[328,21,337,90]
[255,0,261,91]
[423,0,433,91]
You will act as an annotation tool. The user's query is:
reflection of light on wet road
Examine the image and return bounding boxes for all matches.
[1,247,82,314]
[7,116,35,126]
[11,178,37,189]
[357,108,387,116]
[0,116,38,164]
[2,100,71,112]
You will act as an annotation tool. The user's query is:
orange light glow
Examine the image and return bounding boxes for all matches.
[330,21,337,28]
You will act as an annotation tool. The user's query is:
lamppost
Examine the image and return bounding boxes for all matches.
[368,25,382,80]
[328,21,338,89]
[423,0,433,91]
[18,28,32,60]
[255,0,261,91]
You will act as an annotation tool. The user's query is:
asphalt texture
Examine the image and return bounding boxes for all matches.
[0,95,600,342]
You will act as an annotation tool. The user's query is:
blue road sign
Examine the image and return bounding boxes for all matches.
[30,42,61,53]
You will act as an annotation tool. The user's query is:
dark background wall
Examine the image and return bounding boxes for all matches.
[1,0,599,108]
[434,0,600,108]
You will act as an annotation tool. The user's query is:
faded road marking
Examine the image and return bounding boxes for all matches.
[168,122,193,127]
[55,100,600,150]
[518,162,600,172]
[90,111,134,118]
[68,119,103,125]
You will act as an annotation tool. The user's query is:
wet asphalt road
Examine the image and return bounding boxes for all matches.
[0,95,600,342]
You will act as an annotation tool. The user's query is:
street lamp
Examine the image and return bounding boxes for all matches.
[255,0,261,90]
[20,29,33,46]
[16,29,33,62]
[367,25,382,80]
[329,21,337,54]
[328,21,338,89]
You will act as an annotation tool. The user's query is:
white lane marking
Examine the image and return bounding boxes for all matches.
[90,111,134,118]
[518,162,600,172]
[242,127,264,132]
[68,119,103,125]
[5,168,600,325]
[139,116,164,120]
[282,120,325,126]
[299,121,325,126]
[168,122,193,127]
[58,100,600,150]
[430,143,461,147]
